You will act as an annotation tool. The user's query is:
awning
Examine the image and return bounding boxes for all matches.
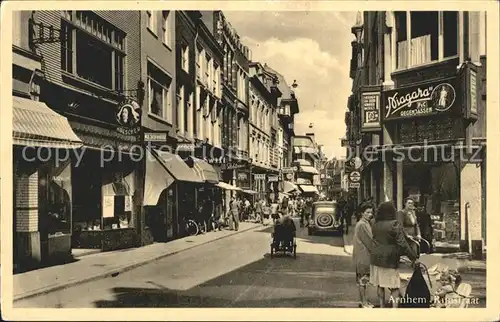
[294,146,317,155]
[295,159,312,166]
[143,148,204,206]
[12,96,83,149]
[242,189,258,195]
[296,178,312,185]
[216,181,242,191]
[283,181,299,193]
[298,185,319,194]
[153,149,203,183]
[189,157,220,183]
[300,166,319,175]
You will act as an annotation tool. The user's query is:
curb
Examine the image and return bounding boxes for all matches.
[14,224,260,302]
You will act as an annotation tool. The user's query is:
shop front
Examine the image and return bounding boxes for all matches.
[378,65,485,255]
[143,147,203,241]
[69,124,142,252]
[13,96,83,270]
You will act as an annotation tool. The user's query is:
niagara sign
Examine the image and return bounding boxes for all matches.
[382,77,459,121]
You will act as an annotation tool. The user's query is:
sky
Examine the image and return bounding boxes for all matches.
[224,11,357,159]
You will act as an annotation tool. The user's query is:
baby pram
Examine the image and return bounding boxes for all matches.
[400,237,473,308]
[270,220,297,258]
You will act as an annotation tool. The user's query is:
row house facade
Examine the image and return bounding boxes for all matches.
[292,133,320,196]
[202,11,252,206]
[346,11,487,259]
[12,10,145,270]
[11,9,299,271]
[248,62,282,203]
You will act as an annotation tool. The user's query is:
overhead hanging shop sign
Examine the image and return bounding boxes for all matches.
[382,77,460,121]
[360,86,382,132]
[116,99,141,135]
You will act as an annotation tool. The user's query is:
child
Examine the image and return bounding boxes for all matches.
[352,203,375,308]
[432,270,462,308]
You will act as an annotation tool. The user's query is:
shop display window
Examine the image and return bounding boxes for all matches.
[403,162,460,245]
[102,170,135,230]
[45,160,73,235]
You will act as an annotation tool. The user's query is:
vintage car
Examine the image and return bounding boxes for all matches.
[308,201,343,236]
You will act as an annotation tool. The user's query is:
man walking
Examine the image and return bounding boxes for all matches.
[230,195,240,231]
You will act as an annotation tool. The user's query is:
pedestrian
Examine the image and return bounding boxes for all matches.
[397,197,422,256]
[370,201,418,308]
[230,196,240,231]
[352,202,375,308]
[304,197,313,227]
[416,203,433,253]
[255,199,264,224]
[202,196,214,232]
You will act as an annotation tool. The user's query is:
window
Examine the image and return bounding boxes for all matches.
[197,47,203,79]
[60,12,125,92]
[147,10,158,34]
[176,86,183,132]
[162,11,171,47]
[184,90,190,135]
[181,44,189,72]
[205,54,210,85]
[395,11,458,70]
[147,61,173,121]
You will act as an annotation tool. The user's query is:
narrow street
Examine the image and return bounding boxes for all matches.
[16,220,360,308]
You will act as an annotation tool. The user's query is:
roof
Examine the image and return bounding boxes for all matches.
[263,64,293,101]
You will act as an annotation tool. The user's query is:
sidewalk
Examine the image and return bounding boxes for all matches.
[342,220,485,273]
[13,222,261,302]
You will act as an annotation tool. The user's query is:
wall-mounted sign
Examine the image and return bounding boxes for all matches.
[268,175,279,182]
[254,174,266,180]
[382,77,459,121]
[349,171,361,183]
[349,182,360,189]
[461,62,479,121]
[116,99,141,135]
[222,163,247,170]
[361,91,381,132]
[470,70,477,116]
[144,132,167,142]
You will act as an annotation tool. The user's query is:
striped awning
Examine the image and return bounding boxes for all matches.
[298,185,319,194]
[300,165,319,175]
[13,96,82,149]
[216,181,241,191]
[190,157,220,183]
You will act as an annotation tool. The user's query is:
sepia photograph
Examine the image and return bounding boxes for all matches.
[1,1,499,321]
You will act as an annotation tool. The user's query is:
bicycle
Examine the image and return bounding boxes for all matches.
[184,217,199,236]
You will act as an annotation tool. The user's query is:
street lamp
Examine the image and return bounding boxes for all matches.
[351,11,364,44]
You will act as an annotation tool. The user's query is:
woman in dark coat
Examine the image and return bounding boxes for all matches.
[370,201,418,308]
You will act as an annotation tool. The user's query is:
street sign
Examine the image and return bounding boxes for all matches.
[349,182,360,189]
[349,171,361,183]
